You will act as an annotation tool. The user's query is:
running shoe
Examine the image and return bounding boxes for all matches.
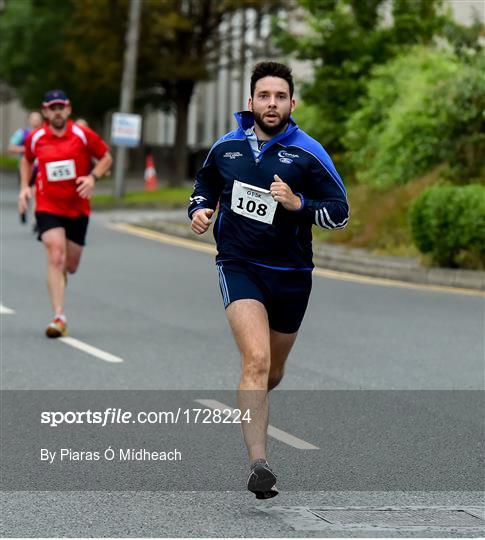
[45,317,67,338]
[247,458,278,499]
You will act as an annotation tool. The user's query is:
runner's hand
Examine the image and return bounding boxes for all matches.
[18,186,32,214]
[191,208,214,235]
[270,174,302,211]
[76,175,96,199]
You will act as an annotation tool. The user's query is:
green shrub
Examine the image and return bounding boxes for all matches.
[344,46,485,187]
[443,50,485,182]
[409,184,485,268]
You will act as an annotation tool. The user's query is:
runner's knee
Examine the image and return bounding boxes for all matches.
[267,369,284,391]
[66,261,79,274]
[46,245,66,270]
[242,350,270,382]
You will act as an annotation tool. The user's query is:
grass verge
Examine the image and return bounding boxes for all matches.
[92,168,466,263]
[314,168,443,257]
[92,187,192,210]
[0,155,19,171]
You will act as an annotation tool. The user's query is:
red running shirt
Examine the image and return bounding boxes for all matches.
[24,120,109,217]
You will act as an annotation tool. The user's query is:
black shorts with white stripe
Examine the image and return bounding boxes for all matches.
[216,260,312,334]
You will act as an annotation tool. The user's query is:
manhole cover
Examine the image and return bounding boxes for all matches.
[260,506,485,532]
[310,508,484,528]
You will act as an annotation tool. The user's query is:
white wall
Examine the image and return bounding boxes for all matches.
[447,0,484,25]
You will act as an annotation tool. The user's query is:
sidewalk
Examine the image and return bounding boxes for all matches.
[98,209,485,292]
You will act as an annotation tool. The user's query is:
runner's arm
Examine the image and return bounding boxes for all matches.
[90,152,112,180]
[8,144,25,156]
[82,127,112,180]
[188,147,224,219]
[8,129,26,156]
[298,155,349,230]
[19,156,33,190]
[76,152,113,199]
[18,156,33,214]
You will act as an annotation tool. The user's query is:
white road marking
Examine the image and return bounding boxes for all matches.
[0,302,123,363]
[110,223,484,297]
[195,398,319,450]
[59,337,124,363]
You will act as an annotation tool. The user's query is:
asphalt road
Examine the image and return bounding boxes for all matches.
[1,176,484,537]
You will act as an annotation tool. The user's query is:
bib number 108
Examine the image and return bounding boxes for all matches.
[236,198,268,216]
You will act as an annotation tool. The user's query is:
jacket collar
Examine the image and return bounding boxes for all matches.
[233,111,299,148]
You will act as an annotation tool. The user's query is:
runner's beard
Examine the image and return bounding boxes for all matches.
[253,110,290,136]
[51,116,67,130]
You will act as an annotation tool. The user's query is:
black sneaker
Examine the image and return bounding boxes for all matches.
[247,458,278,499]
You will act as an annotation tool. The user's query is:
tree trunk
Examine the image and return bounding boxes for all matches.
[171,81,195,186]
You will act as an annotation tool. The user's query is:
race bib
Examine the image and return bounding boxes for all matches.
[231,180,277,225]
[46,159,76,182]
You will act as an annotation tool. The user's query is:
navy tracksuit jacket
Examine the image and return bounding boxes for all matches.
[188,112,349,270]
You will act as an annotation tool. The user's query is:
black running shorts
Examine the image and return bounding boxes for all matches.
[35,212,89,246]
[216,260,312,334]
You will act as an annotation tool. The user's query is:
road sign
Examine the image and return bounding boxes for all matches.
[111,113,142,147]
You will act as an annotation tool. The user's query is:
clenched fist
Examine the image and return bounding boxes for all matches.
[18,186,32,214]
[191,208,214,234]
[270,174,302,211]
[76,174,96,199]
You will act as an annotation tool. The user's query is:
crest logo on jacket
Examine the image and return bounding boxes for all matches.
[223,151,243,159]
[278,150,299,164]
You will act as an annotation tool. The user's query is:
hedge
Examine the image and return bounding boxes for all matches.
[409,184,485,268]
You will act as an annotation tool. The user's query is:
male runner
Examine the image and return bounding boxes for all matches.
[18,90,112,337]
[189,62,349,498]
[9,111,43,224]
[8,111,43,159]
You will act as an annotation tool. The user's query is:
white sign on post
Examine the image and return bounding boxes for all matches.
[111,113,142,147]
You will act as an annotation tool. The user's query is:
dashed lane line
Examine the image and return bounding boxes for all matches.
[108,223,484,297]
[0,303,123,363]
[59,336,124,363]
[195,398,319,450]
[0,303,15,314]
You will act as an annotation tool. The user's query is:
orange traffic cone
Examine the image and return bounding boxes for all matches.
[144,153,158,191]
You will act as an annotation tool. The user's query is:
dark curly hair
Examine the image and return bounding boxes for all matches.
[250,61,294,98]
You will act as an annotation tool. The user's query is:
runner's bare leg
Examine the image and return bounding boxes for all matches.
[42,228,67,315]
[227,299,270,462]
[268,329,298,390]
[65,239,83,274]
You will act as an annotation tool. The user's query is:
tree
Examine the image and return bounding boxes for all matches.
[137,1,231,185]
[0,0,278,185]
[0,0,124,127]
[343,46,484,187]
[273,0,449,156]
[136,0,281,185]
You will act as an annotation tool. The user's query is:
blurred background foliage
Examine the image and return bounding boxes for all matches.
[0,0,483,267]
[275,0,484,267]
[344,46,484,187]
